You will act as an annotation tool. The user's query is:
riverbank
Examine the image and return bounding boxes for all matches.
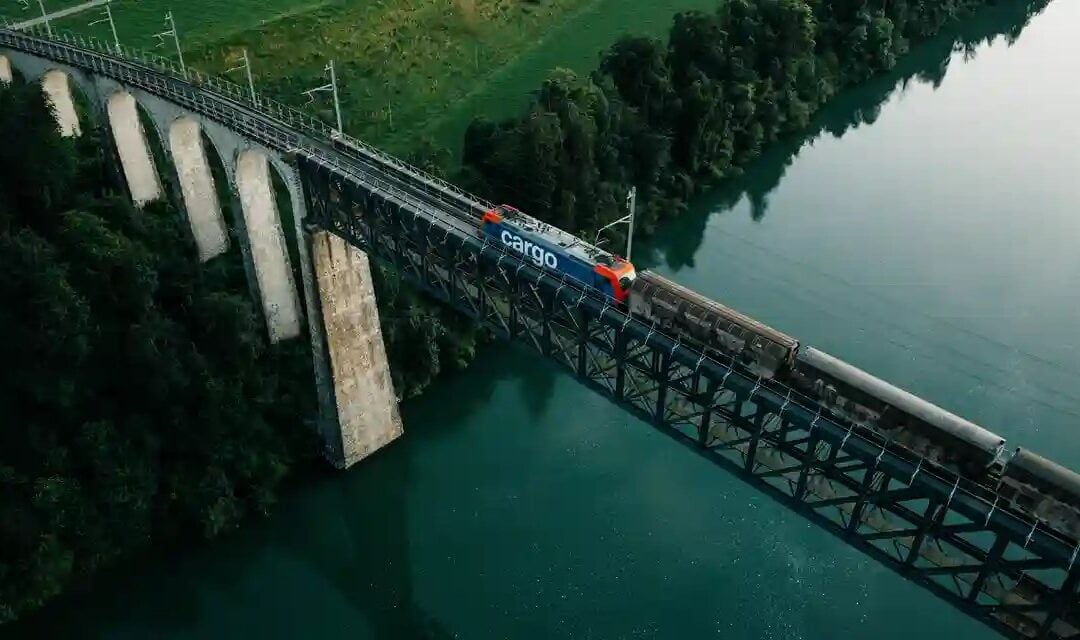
[461,0,1052,243]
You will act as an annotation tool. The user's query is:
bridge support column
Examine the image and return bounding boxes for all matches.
[106,91,161,205]
[41,70,80,137]
[235,149,301,343]
[0,56,11,84]
[168,117,228,261]
[309,231,402,469]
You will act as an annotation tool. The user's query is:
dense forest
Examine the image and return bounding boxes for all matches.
[0,83,317,623]
[0,74,478,627]
[461,0,1048,241]
[375,139,483,397]
[0,0,1049,625]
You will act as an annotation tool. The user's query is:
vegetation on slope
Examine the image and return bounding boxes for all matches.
[390,0,1051,394]
[49,0,319,51]
[0,83,317,623]
[186,0,598,153]
[461,0,1051,242]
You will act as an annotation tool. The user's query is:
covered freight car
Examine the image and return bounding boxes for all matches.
[788,347,1005,476]
[999,448,1080,541]
[626,271,799,379]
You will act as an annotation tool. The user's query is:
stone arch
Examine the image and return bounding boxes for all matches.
[235,147,302,343]
[106,89,162,206]
[168,116,228,261]
[41,69,81,137]
[0,51,100,122]
[132,97,174,189]
[265,155,311,306]
[0,55,12,84]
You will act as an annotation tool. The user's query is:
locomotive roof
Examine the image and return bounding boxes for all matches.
[494,205,626,268]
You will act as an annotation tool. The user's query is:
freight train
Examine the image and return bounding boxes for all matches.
[480,203,1080,538]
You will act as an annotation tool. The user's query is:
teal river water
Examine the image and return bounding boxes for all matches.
[8,2,1080,639]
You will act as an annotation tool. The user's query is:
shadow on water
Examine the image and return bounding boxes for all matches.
[407,343,562,430]
[5,462,453,640]
[634,0,1050,274]
[4,344,555,640]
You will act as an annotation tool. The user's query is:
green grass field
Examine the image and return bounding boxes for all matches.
[12,0,718,155]
[38,0,323,49]
[184,0,601,153]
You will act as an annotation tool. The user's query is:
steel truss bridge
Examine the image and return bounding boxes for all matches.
[1,22,1077,640]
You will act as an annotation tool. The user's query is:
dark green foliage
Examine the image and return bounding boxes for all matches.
[462,0,1047,241]
[379,139,483,398]
[375,269,482,399]
[0,82,316,623]
[0,86,76,224]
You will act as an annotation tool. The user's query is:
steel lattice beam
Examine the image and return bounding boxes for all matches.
[298,157,1080,640]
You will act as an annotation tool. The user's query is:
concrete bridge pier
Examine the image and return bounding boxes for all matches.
[235,149,302,343]
[42,69,80,137]
[0,55,11,84]
[260,158,402,467]
[305,231,403,468]
[168,117,228,261]
[106,90,161,206]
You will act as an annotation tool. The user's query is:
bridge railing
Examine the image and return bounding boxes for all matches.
[0,17,493,216]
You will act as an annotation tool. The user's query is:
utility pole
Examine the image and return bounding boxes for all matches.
[88,0,119,50]
[592,186,638,262]
[13,0,114,33]
[328,59,343,134]
[226,48,256,103]
[36,0,51,36]
[104,1,118,49]
[302,59,344,135]
[154,10,185,77]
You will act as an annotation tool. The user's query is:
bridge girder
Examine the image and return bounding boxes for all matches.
[299,154,1080,640]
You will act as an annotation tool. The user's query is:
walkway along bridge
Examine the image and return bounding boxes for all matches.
[0,20,1077,640]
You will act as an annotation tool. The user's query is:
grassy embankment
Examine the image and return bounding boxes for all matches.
[49,0,720,155]
[183,0,728,155]
[182,0,599,155]
[46,0,327,49]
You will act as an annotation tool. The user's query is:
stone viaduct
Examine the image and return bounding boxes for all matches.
[0,49,402,469]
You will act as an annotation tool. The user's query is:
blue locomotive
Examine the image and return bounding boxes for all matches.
[481,205,636,302]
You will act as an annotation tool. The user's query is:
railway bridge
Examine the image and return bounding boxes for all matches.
[0,21,1077,640]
